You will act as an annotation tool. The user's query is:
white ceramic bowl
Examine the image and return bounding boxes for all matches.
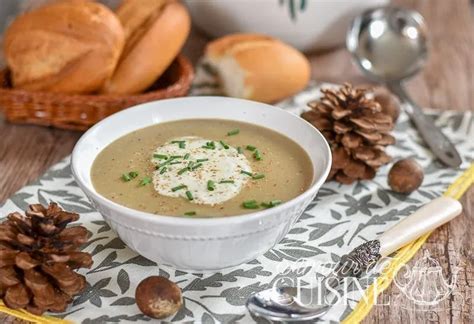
[184,0,389,52]
[71,97,331,271]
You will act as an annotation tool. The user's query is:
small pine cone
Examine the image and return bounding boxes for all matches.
[0,203,92,315]
[302,83,395,184]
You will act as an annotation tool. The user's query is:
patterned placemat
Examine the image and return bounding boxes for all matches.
[0,81,473,323]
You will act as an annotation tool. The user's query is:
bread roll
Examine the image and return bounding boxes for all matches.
[3,0,125,94]
[205,33,311,103]
[101,0,191,94]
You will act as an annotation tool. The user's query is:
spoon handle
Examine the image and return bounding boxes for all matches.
[332,197,461,279]
[378,197,462,257]
[388,82,462,168]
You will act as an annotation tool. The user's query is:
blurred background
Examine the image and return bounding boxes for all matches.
[0,0,471,104]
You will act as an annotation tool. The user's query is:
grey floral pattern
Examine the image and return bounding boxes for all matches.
[0,82,473,323]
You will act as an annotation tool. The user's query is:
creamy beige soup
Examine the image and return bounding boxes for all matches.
[91,119,313,217]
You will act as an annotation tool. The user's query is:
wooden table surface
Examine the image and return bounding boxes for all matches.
[0,0,472,323]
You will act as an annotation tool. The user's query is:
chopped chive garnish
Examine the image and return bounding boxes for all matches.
[177,167,189,175]
[237,147,244,154]
[169,161,181,165]
[159,160,172,167]
[202,141,215,149]
[172,184,187,192]
[184,211,196,216]
[191,163,202,170]
[171,141,186,148]
[158,157,177,168]
[170,155,183,159]
[122,171,138,182]
[244,204,259,209]
[139,177,152,186]
[185,190,194,201]
[242,200,259,209]
[196,158,209,163]
[253,149,262,161]
[262,200,282,208]
[207,180,216,191]
[219,140,229,149]
[252,173,265,180]
[227,129,240,136]
[129,171,139,179]
[246,145,256,151]
[187,161,194,169]
[219,180,235,184]
[160,167,167,174]
[184,153,190,160]
[153,154,168,160]
[241,170,253,176]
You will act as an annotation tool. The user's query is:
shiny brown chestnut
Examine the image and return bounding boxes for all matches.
[135,276,183,319]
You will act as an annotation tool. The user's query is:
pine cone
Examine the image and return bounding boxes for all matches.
[302,83,395,184]
[0,203,92,315]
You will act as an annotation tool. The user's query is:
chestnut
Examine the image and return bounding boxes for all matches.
[135,276,182,319]
[388,159,424,194]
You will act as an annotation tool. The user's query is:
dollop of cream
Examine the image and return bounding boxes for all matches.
[152,137,252,205]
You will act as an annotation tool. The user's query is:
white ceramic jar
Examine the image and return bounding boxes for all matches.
[184,0,389,52]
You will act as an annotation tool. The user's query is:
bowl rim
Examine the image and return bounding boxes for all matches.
[71,96,332,226]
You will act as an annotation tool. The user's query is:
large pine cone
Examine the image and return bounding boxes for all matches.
[302,83,395,184]
[0,203,92,315]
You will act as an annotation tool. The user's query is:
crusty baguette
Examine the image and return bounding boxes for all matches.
[101,0,191,94]
[3,0,125,94]
[205,33,311,103]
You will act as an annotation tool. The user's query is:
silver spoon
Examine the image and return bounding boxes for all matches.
[346,7,462,168]
[246,197,462,322]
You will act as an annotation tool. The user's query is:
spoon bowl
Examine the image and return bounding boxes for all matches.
[347,7,428,82]
[246,287,330,322]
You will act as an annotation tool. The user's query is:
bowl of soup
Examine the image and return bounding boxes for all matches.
[71,97,331,271]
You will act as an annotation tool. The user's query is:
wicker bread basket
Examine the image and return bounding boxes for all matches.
[0,55,194,131]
